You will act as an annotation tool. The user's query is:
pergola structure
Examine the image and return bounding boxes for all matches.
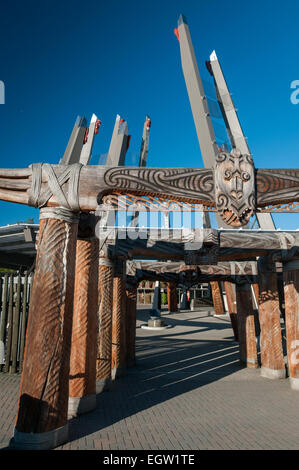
[1,15,299,450]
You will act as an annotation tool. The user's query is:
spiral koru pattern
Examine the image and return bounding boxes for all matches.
[103,167,215,204]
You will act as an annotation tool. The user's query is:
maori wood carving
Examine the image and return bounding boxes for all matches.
[214,149,255,227]
[1,163,299,227]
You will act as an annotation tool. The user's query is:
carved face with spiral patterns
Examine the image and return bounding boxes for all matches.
[214,149,255,227]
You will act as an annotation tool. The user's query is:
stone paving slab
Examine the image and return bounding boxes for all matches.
[1,307,299,450]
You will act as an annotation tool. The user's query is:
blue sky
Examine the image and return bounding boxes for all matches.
[0,0,298,228]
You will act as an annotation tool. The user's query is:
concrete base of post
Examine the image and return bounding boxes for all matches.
[260,366,286,380]
[11,424,69,450]
[68,394,97,419]
[96,378,112,393]
[289,377,299,391]
[240,357,259,369]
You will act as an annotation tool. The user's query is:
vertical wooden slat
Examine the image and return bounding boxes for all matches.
[0,274,8,372]
[11,273,21,374]
[3,274,14,373]
[19,271,28,373]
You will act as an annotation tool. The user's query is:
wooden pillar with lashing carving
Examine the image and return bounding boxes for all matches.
[96,253,114,392]
[283,261,299,390]
[258,257,285,379]
[111,260,127,379]
[125,282,138,368]
[210,281,225,315]
[13,209,79,450]
[167,282,178,313]
[235,282,259,368]
[68,214,99,417]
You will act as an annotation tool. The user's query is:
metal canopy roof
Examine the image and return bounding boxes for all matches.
[0,223,38,270]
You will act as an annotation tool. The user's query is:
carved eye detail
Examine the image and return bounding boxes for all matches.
[242,172,250,181]
[224,170,232,180]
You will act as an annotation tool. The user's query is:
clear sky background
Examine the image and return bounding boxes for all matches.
[0,0,298,228]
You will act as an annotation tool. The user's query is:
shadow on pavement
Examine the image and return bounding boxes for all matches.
[67,308,242,444]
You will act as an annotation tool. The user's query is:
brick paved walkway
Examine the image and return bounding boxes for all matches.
[1,307,299,450]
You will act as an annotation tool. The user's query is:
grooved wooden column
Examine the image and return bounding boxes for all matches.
[283,261,299,390]
[235,283,258,368]
[167,282,178,313]
[224,281,239,341]
[125,284,137,367]
[258,258,285,379]
[96,256,114,390]
[68,236,99,418]
[111,260,127,379]
[210,281,225,315]
[14,213,78,448]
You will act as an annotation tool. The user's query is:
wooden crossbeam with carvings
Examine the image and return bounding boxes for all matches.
[1,150,299,227]
[126,260,258,286]
[105,228,299,263]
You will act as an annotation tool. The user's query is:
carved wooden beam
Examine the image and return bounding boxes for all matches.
[1,157,299,227]
[126,260,258,286]
[107,229,299,262]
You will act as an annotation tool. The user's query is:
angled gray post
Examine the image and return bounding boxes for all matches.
[177,14,219,168]
[209,50,275,230]
[106,115,130,166]
[130,116,151,229]
[79,113,101,165]
[177,14,231,230]
[60,116,87,165]
[139,116,151,167]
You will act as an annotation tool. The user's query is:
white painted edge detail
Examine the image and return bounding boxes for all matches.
[90,113,98,123]
[210,50,218,62]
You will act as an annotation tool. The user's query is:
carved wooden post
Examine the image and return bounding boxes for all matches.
[210,281,225,315]
[283,261,299,390]
[125,281,138,368]
[167,282,178,313]
[257,257,285,379]
[96,253,114,392]
[224,281,238,341]
[68,214,99,418]
[235,282,258,368]
[12,208,79,450]
[111,259,127,379]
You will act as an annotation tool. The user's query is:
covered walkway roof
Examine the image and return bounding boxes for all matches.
[0,223,38,270]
